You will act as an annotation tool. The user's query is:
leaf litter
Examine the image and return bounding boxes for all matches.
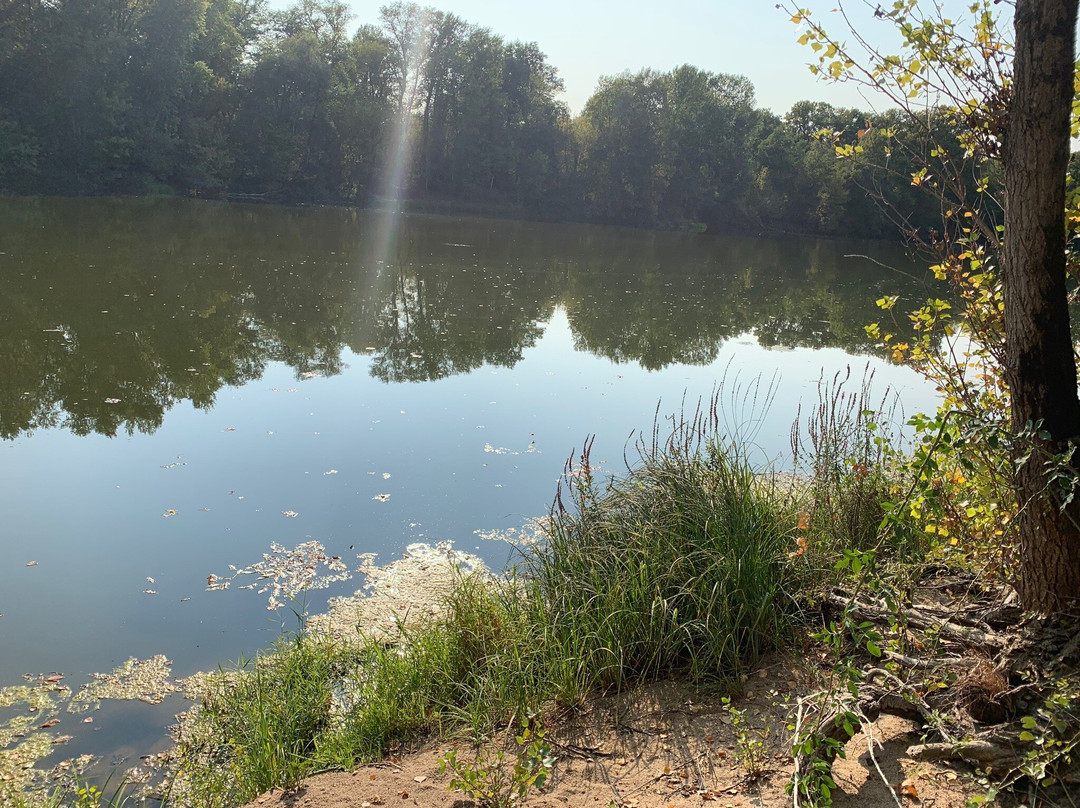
[68,656,177,711]
[307,541,485,646]
[206,541,350,610]
[1,659,175,804]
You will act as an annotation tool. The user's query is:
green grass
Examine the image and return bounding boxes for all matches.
[524,435,791,692]
[162,388,905,807]
[176,633,341,805]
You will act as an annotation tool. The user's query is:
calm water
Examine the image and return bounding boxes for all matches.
[1,197,942,764]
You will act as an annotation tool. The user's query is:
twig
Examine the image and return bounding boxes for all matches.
[883,650,978,670]
[860,713,905,808]
[792,698,806,808]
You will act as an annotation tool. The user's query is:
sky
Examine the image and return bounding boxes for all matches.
[266,0,937,117]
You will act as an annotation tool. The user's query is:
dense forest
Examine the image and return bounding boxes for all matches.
[1,0,961,237]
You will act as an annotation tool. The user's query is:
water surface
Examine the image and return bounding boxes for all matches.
[0,197,942,764]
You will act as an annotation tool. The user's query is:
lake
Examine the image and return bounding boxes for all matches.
[0,197,942,771]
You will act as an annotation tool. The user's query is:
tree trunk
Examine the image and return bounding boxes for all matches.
[1002,0,1080,612]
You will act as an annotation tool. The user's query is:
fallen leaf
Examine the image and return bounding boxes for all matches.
[281,510,299,518]
[26,560,38,566]
[52,735,73,744]
[896,779,919,799]
[82,717,93,723]
[39,719,59,728]
[162,509,177,518]
[41,674,64,685]
[398,789,408,798]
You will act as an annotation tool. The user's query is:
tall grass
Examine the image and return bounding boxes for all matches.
[176,633,340,805]
[163,380,903,807]
[786,367,919,591]
[526,429,790,692]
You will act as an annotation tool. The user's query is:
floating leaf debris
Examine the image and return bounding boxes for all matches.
[69,656,177,710]
[208,541,350,609]
[308,542,485,646]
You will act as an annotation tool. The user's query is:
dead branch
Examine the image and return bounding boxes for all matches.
[906,738,1021,771]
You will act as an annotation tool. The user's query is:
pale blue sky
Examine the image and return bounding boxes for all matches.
[266,0,986,117]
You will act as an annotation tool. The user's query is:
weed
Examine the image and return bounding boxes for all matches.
[439,727,553,808]
[721,696,771,779]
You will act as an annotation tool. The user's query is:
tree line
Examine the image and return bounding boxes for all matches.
[0,0,956,237]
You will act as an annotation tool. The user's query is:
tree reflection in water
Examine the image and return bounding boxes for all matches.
[0,198,941,439]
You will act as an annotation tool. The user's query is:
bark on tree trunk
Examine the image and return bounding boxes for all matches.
[1002,0,1080,612]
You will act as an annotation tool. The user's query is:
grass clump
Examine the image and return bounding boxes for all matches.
[175,632,341,805]
[785,368,912,589]
[527,428,790,694]
[171,578,548,806]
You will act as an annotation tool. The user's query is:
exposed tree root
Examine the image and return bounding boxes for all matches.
[793,572,1080,805]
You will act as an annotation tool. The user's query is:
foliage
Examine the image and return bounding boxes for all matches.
[438,727,553,808]
[783,1,1022,579]
[781,2,1080,802]
[0,0,959,236]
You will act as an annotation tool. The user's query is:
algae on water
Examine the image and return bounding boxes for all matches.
[207,540,351,609]
[69,656,177,712]
[307,541,486,645]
